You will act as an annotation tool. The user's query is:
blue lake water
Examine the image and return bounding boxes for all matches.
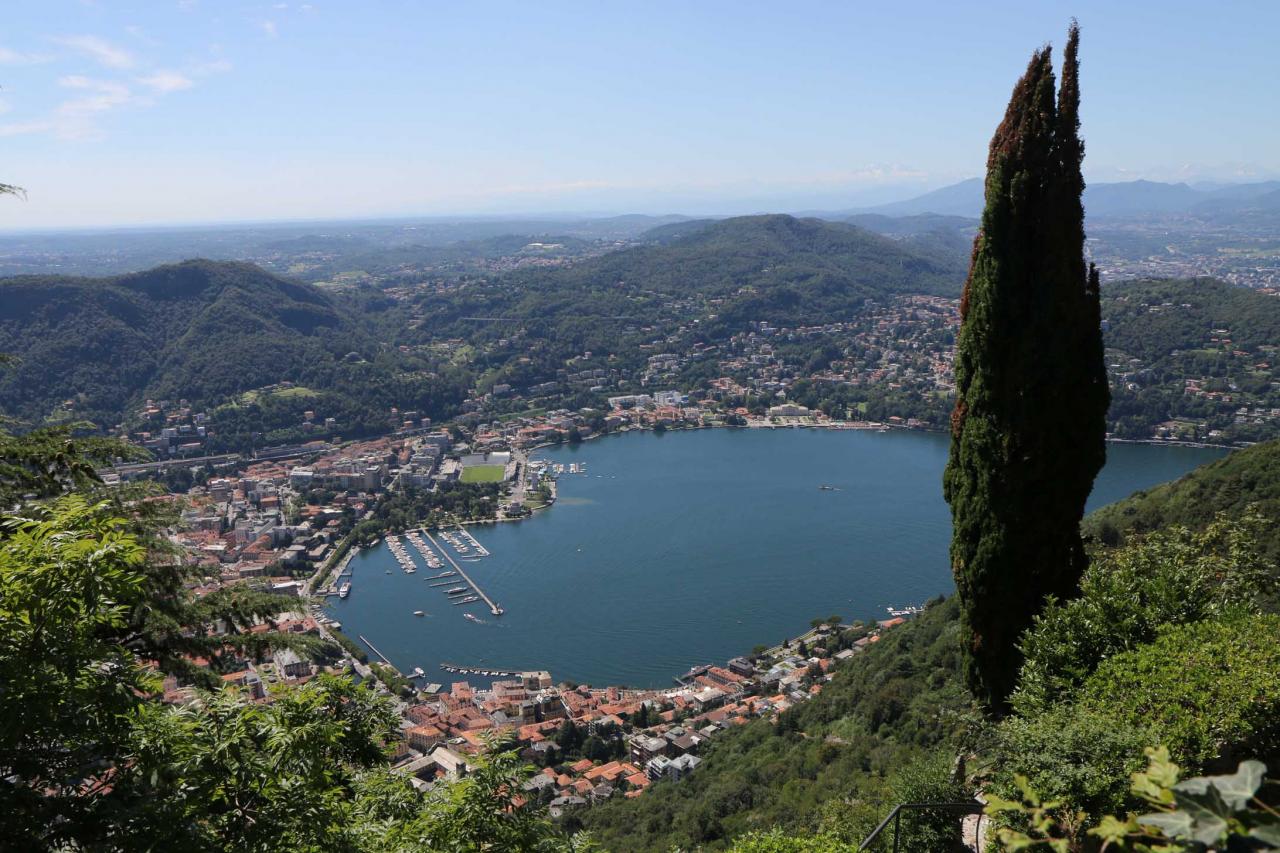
[328,428,1226,688]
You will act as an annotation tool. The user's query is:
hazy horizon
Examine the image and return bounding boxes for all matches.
[3,1,1278,230]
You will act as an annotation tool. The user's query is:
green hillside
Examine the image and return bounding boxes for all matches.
[503,214,966,327]
[0,260,345,424]
[1100,277,1280,442]
[598,214,965,303]
[407,214,967,395]
[0,260,465,446]
[1084,438,1280,556]
[1102,277,1280,361]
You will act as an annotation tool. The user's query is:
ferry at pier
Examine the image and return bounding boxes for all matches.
[338,582,351,599]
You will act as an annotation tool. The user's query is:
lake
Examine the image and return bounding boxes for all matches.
[328,428,1226,688]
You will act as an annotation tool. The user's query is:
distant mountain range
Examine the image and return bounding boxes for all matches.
[854,177,1280,219]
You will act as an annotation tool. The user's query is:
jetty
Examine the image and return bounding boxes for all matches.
[455,525,490,557]
[359,634,392,665]
[424,529,504,616]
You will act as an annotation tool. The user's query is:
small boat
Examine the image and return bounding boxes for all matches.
[464,613,480,623]
[338,583,351,599]
[445,586,468,595]
[411,667,425,677]
[413,610,425,617]
[818,484,835,491]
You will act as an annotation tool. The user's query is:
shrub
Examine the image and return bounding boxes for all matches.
[1077,614,1280,771]
[1012,513,1274,717]
[989,704,1151,821]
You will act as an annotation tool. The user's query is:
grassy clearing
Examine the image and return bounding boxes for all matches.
[460,464,506,484]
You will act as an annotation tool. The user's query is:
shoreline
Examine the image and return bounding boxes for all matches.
[452,421,1238,532]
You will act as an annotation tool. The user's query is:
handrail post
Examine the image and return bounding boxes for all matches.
[858,801,985,851]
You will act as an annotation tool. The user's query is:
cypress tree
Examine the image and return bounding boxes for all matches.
[942,22,1110,712]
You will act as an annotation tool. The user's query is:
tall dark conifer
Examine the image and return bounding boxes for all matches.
[943,22,1109,712]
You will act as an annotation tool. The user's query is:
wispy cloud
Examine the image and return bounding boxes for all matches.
[0,46,52,65]
[1,29,229,141]
[137,70,194,94]
[0,119,56,138]
[0,76,136,140]
[259,20,279,38]
[193,58,233,75]
[55,75,133,137]
[54,34,136,69]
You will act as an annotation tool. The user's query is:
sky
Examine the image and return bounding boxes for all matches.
[1,0,1277,230]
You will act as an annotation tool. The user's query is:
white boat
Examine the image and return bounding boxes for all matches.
[413,610,424,617]
[338,583,351,599]
[412,667,425,677]
[464,613,480,623]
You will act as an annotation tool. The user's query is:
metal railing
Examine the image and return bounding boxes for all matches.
[858,801,986,852]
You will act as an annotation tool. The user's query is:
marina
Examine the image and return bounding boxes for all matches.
[423,528,505,617]
[385,534,419,573]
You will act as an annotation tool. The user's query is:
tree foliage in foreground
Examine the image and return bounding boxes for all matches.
[1013,511,1276,716]
[943,22,1110,711]
[989,747,1280,852]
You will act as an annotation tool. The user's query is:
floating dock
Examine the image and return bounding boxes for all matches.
[440,662,520,677]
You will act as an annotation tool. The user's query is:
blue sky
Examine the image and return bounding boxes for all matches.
[1,0,1277,229]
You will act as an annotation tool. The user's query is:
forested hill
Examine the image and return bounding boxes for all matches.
[1101,277,1280,361]
[0,217,969,446]
[616,214,966,299]
[401,214,969,400]
[1099,277,1280,442]
[417,214,966,343]
[0,259,462,441]
[1084,438,1280,557]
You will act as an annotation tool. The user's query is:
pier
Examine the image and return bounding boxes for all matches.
[455,525,490,556]
[359,634,392,665]
[424,529,504,616]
